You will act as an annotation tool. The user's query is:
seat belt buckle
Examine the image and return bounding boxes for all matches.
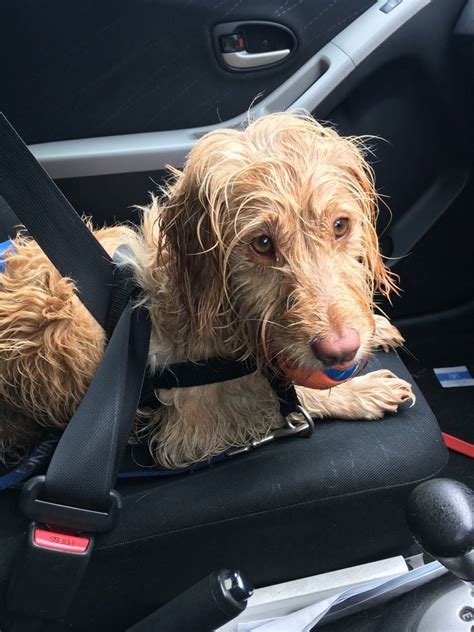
[8,474,120,618]
[20,475,122,533]
[7,522,94,619]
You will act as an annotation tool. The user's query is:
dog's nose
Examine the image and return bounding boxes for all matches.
[311,329,360,366]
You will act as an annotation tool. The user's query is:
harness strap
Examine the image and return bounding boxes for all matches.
[106,246,141,336]
[141,359,301,417]
[269,378,301,418]
[140,358,258,406]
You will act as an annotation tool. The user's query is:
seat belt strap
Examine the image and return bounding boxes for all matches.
[0,113,114,333]
[7,295,151,625]
[0,116,151,627]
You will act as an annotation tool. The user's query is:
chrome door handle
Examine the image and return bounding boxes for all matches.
[222,48,290,69]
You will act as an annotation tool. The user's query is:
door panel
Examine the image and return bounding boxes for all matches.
[0,0,373,145]
[28,0,430,180]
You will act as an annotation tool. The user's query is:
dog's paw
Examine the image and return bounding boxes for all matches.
[351,369,416,419]
[295,369,416,421]
[372,315,405,352]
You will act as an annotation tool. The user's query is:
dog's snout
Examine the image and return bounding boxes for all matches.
[311,329,360,366]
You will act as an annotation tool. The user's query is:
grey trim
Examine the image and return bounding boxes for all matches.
[222,49,290,69]
[30,0,431,179]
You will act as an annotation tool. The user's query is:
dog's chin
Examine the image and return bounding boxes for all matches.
[277,356,365,390]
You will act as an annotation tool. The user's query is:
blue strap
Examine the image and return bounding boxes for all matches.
[0,432,230,489]
[0,239,15,272]
[0,431,60,491]
[116,452,229,479]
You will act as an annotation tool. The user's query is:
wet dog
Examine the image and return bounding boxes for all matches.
[0,113,414,468]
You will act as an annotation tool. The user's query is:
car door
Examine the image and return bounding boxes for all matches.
[0,0,471,323]
[2,2,474,629]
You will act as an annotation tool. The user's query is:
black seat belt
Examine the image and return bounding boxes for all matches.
[0,113,120,337]
[0,114,151,629]
[7,296,150,630]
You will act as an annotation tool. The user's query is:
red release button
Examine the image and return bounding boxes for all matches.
[34,529,90,553]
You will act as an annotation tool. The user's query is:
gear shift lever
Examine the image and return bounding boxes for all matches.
[407,478,474,583]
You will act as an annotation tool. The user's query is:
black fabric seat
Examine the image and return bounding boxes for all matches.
[0,350,447,631]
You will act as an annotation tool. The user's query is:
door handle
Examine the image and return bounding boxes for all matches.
[214,21,296,72]
[222,48,291,69]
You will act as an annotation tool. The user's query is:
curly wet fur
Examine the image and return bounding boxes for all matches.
[0,113,414,468]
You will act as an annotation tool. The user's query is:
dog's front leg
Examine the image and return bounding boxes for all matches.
[144,373,282,468]
[296,369,415,421]
[371,314,405,352]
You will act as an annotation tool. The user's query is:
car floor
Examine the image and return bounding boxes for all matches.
[401,324,474,489]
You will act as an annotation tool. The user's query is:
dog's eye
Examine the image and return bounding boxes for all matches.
[251,235,275,257]
[333,217,350,240]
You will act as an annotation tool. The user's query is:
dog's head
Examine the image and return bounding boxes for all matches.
[158,113,396,379]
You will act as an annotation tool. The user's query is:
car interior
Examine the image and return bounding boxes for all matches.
[0,0,473,630]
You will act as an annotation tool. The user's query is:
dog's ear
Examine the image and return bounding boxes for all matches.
[367,226,397,300]
[158,129,241,339]
[363,196,397,300]
[346,146,397,300]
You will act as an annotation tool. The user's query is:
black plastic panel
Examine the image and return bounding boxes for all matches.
[57,171,158,226]
[328,60,443,237]
[454,0,474,133]
[389,173,474,318]
[0,0,374,145]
